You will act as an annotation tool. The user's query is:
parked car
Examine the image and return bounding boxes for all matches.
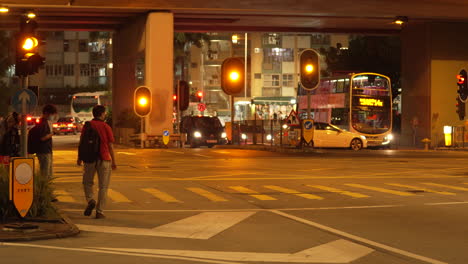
[180,116,227,148]
[53,116,83,135]
[312,122,367,150]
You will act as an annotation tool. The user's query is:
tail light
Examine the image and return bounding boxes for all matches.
[67,123,74,128]
[26,116,32,121]
[52,124,58,128]
[35,118,40,123]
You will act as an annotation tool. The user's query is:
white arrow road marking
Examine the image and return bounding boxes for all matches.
[91,239,373,263]
[77,212,255,239]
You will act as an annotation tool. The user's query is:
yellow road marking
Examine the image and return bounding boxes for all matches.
[345,184,415,197]
[307,185,369,198]
[186,187,227,202]
[264,185,323,200]
[107,189,132,203]
[386,183,456,195]
[54,190,76,203]
[142,188,182,203]
[423,183,468,191]
[229,186,276,201]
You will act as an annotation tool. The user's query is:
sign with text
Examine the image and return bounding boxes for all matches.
[10,158,34,218]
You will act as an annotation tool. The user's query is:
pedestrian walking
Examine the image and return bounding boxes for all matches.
[78,105,116,219]
[29,104,57,179]
[0,112,20,158]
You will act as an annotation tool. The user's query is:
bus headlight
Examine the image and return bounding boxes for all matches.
[241,133,247,140]
[194,131,202,138]
[387,134,394,141]
[266,134,272,141]
[221,132,227,138]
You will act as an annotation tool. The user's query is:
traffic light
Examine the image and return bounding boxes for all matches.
[456,97,466,120]
[221,57,244,95]
[178,80,190,111]
[195,91,203,102]
[134,86,152,117]
[299,49,320,90]
[457,69,468,102]
[15,15,45,77]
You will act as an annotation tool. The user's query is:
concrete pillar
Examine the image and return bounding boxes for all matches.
[401,22,468,147]
[250,32,263,97]
[145,12,174,135]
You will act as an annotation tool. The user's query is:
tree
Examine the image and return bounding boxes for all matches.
[320,36,401,98]
[174,33,210,82]
[0,31,14,117]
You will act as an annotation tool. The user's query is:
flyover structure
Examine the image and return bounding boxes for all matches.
[3,0,468,146]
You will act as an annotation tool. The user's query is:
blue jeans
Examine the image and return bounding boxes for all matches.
[37,153,53,179]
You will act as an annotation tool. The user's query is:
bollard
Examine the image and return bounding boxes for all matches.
[421,138,431,151]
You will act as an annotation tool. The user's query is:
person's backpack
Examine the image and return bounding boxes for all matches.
[78,121,101,163]
[27,125,41,154]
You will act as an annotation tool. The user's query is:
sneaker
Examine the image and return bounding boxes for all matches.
[95,212,106,219]
[83,199,96,216]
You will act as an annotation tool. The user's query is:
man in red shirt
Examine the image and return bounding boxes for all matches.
[77,105,117,219]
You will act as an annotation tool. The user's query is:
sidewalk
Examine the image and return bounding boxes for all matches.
[0,211,79,242]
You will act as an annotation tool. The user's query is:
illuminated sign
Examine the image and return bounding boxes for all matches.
[359,98,383,107]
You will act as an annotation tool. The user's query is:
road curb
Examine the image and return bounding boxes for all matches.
[0,209,80,242]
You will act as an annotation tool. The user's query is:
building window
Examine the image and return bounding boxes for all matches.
[282,74,294,87]
[264,74,280,87]
[64,40,70,52]
[80,64,90,76]
[64,64,74,76]
[45,65,63,76]
[79,40,88,52]
[90,64,107,77]
[282,49,294,62]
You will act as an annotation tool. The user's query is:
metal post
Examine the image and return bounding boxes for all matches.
[280,121,283,147]
[244,33,248,99]
[307,90,311,120]
[20,76,28,158]
[261,120,264,145]
[176,80,181,147]
[140,117,144,149]
[231,95,235,145]
[270,119,273,146]
[253,111,257,145]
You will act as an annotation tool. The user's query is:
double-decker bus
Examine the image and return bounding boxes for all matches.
[298,72,393,147]
[70,91,110,121]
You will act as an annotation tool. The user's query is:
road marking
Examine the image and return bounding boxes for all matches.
[62,204,403,213]
[77,212,255,239]
[142,188,181,203]
[194,154,211,158]
[108,189,131,203]
[271,210,448,264]
[90,239,373,263]
[152,212,255,239]
[212,150,231,154]
[117,152,136,155]
[386,183,456,195]
[426,201,468,206]
[54,190,76,203]
[165,150,185,154]
[229,186,276,201]
[1,243,241,264]
[423,182,468,191]
[345,184,415,196]
[264,185,323,200]
[187,187,228,202]
[307,185,369,198]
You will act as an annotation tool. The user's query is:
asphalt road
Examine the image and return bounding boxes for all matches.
[3,134,468,264]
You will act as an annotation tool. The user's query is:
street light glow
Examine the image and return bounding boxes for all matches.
[138,97,148,106]
[26,12,36,19]
[229,71,240,81]
[0,7,9,13]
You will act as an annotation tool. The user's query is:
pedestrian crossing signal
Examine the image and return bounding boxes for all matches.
[300,49,320,90]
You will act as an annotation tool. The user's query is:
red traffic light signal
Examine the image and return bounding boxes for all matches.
[457,74,465,85]
[173,95,177,101]
[197,91,203,98]
[134,86,152,117]
[457,69,468,102]
[300,49,320,90]
[221,57,245,95]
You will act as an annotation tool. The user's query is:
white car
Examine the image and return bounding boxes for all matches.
[312,122,368,150]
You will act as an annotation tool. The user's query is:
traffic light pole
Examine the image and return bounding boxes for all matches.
[307,90,311,120]
[20,76,29,157]
[176,80,180,135]
[140,117,144,149]
[231,95,235,144]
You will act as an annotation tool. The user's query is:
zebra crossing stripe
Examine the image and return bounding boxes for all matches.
[108,189,132,203]
[54,190,76,203]
[264,185,323,200]
[345,184,415,197]
[307,185,369,198]
[186,187,227,202]
[229,186,276,201]
[142,188,182,203]
[386,183,456,195]
[424,183,468,191]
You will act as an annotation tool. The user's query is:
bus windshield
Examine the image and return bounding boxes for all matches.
[72,96,98,113]
[351,74,391,134]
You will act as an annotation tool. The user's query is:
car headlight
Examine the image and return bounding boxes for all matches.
[194,131,202,138]
[266,134,272,141]
[241,133,247,140]
[221,132,227,138]
[386,134,394,141]
[360,135,366,140]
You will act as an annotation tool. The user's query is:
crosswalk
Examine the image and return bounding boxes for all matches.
[53,182,468,204]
